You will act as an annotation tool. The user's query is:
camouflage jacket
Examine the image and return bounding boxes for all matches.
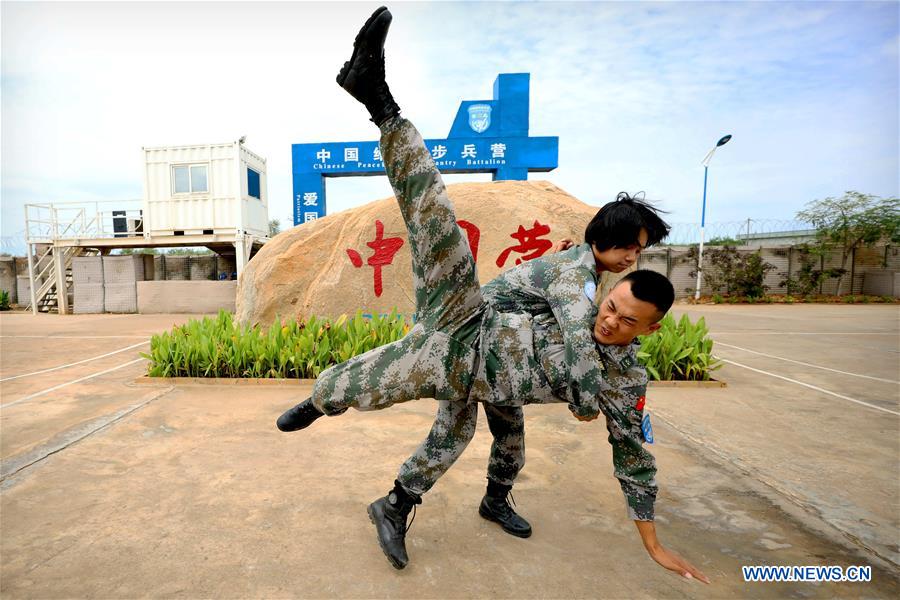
[480,243,608,417]
[479,243,658,521]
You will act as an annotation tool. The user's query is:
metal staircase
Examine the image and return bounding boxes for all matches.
[22,197,262,315]
[26,245,100,314]
[24,202,122,315]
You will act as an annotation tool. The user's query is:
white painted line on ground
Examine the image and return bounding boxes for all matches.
[0,341,150,382]
[718,358,900,416]
[713,341,899,384]
[0,359,146,409]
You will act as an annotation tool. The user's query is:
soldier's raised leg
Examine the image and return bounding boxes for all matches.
[336,6,494,570]
[277,6,482,435]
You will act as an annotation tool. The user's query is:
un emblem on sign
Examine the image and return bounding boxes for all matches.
[468,104,492,133]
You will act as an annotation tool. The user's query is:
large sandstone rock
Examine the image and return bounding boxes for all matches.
[237,180,624,325]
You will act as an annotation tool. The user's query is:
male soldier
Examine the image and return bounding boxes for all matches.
[277,6,708,583]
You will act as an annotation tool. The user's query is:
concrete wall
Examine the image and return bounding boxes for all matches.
[137,281,236,314]
[0,257,17,304]
[862,271,900,297]
[638,244,898,298]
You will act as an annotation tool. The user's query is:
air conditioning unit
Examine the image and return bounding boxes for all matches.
[113,211,143,237]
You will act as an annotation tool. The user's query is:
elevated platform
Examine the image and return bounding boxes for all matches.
[46,233,265,254]
[24,200,267,314]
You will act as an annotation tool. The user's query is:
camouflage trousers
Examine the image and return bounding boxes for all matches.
[309,117,524,494]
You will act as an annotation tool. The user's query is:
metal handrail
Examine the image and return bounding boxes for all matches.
[57,209,84,238]
[25,200,144,242]
[26,199,142,207]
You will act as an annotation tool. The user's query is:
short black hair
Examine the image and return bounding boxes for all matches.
[584,192,671,251]
[616,269,675,321]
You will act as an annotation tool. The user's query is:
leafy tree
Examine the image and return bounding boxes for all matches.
[706,236,743,246]
[686,245,776,298]
[165,248,212,255]
[116,247,159,255]
[778,244,845,296]
[797,192,900,293]
[269,219,281,238]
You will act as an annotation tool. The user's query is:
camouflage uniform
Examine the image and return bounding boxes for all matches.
[310,117,656,520]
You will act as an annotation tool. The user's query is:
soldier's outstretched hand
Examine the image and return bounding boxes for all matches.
[635,521,710,583]
[647,544,710,583]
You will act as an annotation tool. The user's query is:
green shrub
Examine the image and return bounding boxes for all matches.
[143,310,409,378]
[0,289,9,310]
[145,311,722,383]
[779,245,847,296]
[637,314,722,382]
[712,294,724,304]
[686,245,776,298]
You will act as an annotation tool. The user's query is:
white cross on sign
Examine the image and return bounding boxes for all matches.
[316,149,331,163]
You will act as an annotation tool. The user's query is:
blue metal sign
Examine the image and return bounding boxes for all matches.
[292,73,559,225]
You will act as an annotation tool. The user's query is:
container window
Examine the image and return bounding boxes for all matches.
[173,166,190,193]
[247,168,261,199]
[190,165,208,192]
[172,164,208,194]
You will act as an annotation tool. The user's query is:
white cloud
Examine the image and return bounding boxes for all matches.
[2,0,897,252]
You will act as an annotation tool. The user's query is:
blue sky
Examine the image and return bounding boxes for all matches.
[2,1,898,252]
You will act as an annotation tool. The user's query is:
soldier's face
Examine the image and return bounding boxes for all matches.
[593,280,662,346]
[592,228,648,273]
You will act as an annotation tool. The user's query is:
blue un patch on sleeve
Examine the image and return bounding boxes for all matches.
[641,413,654,444]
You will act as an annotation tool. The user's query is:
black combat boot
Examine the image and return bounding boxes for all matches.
[335,6,401,126]
[367,480,422,569]
[478,480,532,538]
[275,398,323,432]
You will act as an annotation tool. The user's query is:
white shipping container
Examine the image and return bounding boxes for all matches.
[142,141,269,238]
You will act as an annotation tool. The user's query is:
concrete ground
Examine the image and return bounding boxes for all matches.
[0,306,898,598]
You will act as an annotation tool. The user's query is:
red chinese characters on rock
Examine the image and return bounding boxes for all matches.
[347,219,553,296]
[496,220,553,268]
[346,219,405,297]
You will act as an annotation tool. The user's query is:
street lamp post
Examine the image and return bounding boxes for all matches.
[694,134,732,301]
